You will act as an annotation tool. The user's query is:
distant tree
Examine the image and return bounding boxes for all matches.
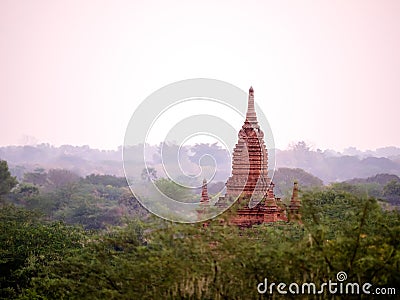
[0,160,17,199]
[13,183,39,198]
[46,169,80,189]
[188,143,230,166]
[62,201,105,230]
[141,167,157,182]
[289,141,310,152]
[155,178,193,202]
[23,168,47,186]
[9,165,26,181]
[84,174,127,188]
[383,180,400,197]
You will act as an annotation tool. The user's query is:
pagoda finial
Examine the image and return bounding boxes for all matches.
[246,86,257,123]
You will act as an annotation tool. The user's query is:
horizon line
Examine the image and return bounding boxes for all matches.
[1,142,400,155]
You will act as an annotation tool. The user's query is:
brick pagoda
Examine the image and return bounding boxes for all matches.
[200,87,300,227]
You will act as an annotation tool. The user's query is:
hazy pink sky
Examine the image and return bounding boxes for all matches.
[0,0,399,151]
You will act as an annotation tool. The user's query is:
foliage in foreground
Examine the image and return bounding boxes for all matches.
[0,205,85,299]
[0,188,399,299]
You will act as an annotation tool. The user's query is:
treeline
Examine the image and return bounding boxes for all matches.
[335,173,400,206]
[277,142,400,183]
[0,162,147,230]
[2,142,400,184]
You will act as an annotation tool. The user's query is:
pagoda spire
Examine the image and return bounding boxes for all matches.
[265,182,277,207]
[200,178,209,203]
[288,181,302,223]
[197,179,211,226]
[246,86,257,123]
[224,85,269,199]
[291,181,299,202]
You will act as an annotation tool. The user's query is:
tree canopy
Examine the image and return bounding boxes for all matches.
[0,160,17,199]
[0,188,398,299]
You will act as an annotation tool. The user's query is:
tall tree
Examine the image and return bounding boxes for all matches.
[141,167,157,182]
[0,160,17,200]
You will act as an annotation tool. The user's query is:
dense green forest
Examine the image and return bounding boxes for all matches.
[1,160,399,299]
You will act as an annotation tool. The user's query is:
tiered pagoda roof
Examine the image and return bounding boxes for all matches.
[207,87,301,227]
[224,87,270,201]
